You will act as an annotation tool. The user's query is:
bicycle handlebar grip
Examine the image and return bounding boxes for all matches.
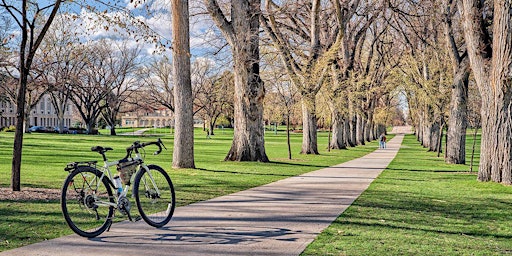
[153,141,162,155]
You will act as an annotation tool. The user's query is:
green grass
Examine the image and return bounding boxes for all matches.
[0,128,380,252]
[302,134,512,256]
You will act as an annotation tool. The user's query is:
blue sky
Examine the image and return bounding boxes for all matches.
[58,0,229,62]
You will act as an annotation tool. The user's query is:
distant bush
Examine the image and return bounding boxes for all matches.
[1,125,16,132]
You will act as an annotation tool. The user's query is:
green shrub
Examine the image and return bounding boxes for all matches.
[1,125,15,132]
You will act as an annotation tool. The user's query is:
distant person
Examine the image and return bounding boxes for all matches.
[379,133,387,149]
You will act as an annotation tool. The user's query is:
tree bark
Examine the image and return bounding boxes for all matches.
[460,0,512,183]
[344,117,355,147]
[172,0,195,168]
[444,0,470,164]
[11,68,28,191]
[205,0,269,162]
[286,113,292,159]
[300,93,318,154]
[330,112,347,150]
[356,115,365,145]
[446,60,470,164]
[429,120,440,152]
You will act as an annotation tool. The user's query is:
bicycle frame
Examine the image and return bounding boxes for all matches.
[92,151,161,210]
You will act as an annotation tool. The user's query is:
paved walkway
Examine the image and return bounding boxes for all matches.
[2,129,409,256]
[119,128,151,136]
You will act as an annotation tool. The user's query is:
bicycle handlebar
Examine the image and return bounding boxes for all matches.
[90,139,166,161]
[124,138,167,159]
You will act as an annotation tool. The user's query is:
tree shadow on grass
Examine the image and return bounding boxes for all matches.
[195,167,297,178]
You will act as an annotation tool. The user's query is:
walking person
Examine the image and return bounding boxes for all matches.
[379,133,387,149]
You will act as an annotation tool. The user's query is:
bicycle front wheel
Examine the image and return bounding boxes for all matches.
[134,164,175,227]
[61,166,114,238]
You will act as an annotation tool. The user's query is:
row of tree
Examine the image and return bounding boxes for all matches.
[1,0,422,191]
[7,0,512,190]
[398,0,512,185]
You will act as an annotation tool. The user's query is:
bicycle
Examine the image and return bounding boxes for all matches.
[60,138,176,238]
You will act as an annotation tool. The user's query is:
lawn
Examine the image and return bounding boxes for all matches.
[0,128,379,252]
[302,133,512,256]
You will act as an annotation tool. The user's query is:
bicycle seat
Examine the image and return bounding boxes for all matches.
[91,146,113,153]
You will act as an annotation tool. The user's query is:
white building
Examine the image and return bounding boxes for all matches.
[0,94,74,128]
[121,108,174,128]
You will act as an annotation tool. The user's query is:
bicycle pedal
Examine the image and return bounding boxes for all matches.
[135,216,142,222]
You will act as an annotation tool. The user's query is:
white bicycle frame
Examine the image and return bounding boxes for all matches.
[91,150,161,209]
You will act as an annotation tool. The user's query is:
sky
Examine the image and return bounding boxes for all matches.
[0,0,228,65]
[64,0,229,62]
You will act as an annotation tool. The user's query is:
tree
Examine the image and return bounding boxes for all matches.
[261,0,371,154]
[172,0,195,168]
[262,61,299,159]
[1,0,63,191]
[137,56,175,113]
[100,42,141,135]
[460,0,512,183]
[194,66,233,137]
[68,42,111,133]
[37,14,84,134]
[443,0,470,164]
[205,0,269,162]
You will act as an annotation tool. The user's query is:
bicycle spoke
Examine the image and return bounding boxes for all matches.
[134,165,175,227]
[61,167,114,238]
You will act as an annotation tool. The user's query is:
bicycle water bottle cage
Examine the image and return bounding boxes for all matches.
[64,161,98,172]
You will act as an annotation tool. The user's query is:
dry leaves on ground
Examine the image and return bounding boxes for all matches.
[0,187,61,201]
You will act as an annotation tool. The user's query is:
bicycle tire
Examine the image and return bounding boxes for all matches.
[61,166,114,238]
[133,164,175,227]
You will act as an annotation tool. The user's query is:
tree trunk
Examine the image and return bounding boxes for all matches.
[422,119,431,148]
[330,112,347,149]
[205,0,269,162]
[286,113,292,160]
[460,0,512,183]
[446,61,470,164]
[437,121,445,157]
[11,68,28,192]
[209,121,215,136]
[356,115,365,145]
[300,93,319,154]
[172,0,195,168]
[429,120,440,152]
[9,0,63,191]
[470,127,478,172]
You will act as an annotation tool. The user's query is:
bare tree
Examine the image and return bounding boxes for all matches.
[194,65,233,137]
[204,0,269,162]
[36,14,85,134]
[137,56,175,113]
[262,59,299,159]
[1,0,63,191]
[101,42,141,135]
[69,42,112,133]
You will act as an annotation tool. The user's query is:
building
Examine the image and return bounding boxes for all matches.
[121,107,174,128]
[0,94,74,129]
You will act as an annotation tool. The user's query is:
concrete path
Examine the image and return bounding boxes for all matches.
[2,132,407,256]
[119,128,151,136]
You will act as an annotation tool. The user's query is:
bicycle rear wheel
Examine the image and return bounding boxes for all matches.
[133,164,175,227]
[61,166,114,238]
